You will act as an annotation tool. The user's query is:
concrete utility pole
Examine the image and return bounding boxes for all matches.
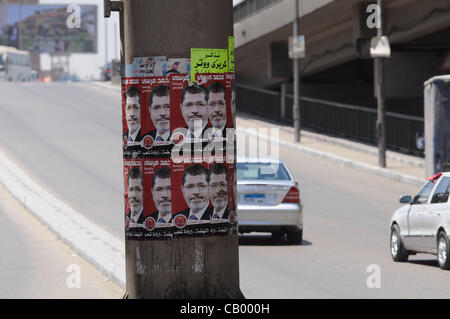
[106,0,242,299]
[375,0,386,167]
[293,0,301,142]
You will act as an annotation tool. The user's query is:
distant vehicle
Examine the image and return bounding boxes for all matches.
[390,172,450,269]
[30,70,38,81]
[0,45,31,82]
[57,75,80,82]
[237,158,303,244]
[102,62,112,81]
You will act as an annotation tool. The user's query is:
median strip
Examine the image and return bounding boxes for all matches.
[0,149,126,289]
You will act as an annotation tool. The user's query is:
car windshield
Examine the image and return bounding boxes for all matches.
[237,162,291,181]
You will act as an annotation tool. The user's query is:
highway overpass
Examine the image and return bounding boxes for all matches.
[234,0,450,112]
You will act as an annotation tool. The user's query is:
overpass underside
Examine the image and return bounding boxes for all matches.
[234,0,450,155]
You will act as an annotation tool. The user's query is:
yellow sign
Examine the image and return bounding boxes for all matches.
[191,48,228,83]
[228,36,235,73]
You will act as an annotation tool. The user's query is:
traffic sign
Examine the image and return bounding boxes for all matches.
[370,36,391,58]
[289,35,305,59]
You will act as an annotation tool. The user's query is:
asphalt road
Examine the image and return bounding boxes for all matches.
[1,82,449,298]
[0,82,124,238]
[0,183,123,298]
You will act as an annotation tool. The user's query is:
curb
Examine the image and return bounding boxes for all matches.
[0,150,126,289]
[237,127,424,186]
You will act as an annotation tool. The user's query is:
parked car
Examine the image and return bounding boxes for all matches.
[390,172,450,269]
[236,157,303,244]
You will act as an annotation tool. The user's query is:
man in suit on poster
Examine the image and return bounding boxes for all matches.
[126,166,146,229]
[208,163,232,222]
[147,85,171,143]
[124,86,142,146]
[180,84,209,140]
[206,82,227,140]
[148,167,172,227]
[175,164,212,225]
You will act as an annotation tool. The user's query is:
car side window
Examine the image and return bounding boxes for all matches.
[413,181,435,205]
[431,177,450,204]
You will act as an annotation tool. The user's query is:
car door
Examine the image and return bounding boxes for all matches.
[406,181,435,250]
[423,177,450,251]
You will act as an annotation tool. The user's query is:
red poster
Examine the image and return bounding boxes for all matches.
[196,73,233,141]
[122,62,236,240]
[124,158,173,240]
[122,77,142,154]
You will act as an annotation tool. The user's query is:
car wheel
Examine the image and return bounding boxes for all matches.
[287,229,302,245]
[437,232,450,270]
[390,225,409,262]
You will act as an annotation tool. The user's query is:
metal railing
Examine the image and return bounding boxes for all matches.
[236,83,424,156]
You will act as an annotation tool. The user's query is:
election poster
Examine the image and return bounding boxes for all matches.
[122,46,236,240]
[191,48,228,84]
[124,159,174,240]
[171,160,237,237]
[124,159,146,239]
[122,76,142,158]
[228,36,235,73]
[140,76,172,158]
[141,159,174,239]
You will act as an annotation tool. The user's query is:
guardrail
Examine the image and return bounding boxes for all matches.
[236,83,424,156]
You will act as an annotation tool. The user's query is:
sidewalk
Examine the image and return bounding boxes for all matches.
[0,183,124,298]
[236,112,425,186]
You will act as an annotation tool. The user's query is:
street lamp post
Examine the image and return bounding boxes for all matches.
[293,0,301,143]
[375,0,386,167]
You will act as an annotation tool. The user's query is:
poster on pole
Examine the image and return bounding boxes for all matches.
[122,49,236,240]
[140,76,173,158]
[190,48,228,84]
[228,36,235,73]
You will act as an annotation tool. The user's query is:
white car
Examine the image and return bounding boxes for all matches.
[237,158,303,244]
[390,172,450,269]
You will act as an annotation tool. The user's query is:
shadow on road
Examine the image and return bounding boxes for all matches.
[408,258,439,268]
[238,234,312,246]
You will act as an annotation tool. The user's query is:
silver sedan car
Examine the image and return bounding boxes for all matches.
[236,158,303,244]
[390,172,450,269]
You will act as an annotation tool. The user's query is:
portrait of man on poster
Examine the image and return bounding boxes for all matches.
[126,166,146,227]
[180,84,209,140]
[176,164,212,224]
[150,167,172,226]
[206,82,227,140]
[124,86,142,144]
[209,163,231,222]
[148,85,171,143]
